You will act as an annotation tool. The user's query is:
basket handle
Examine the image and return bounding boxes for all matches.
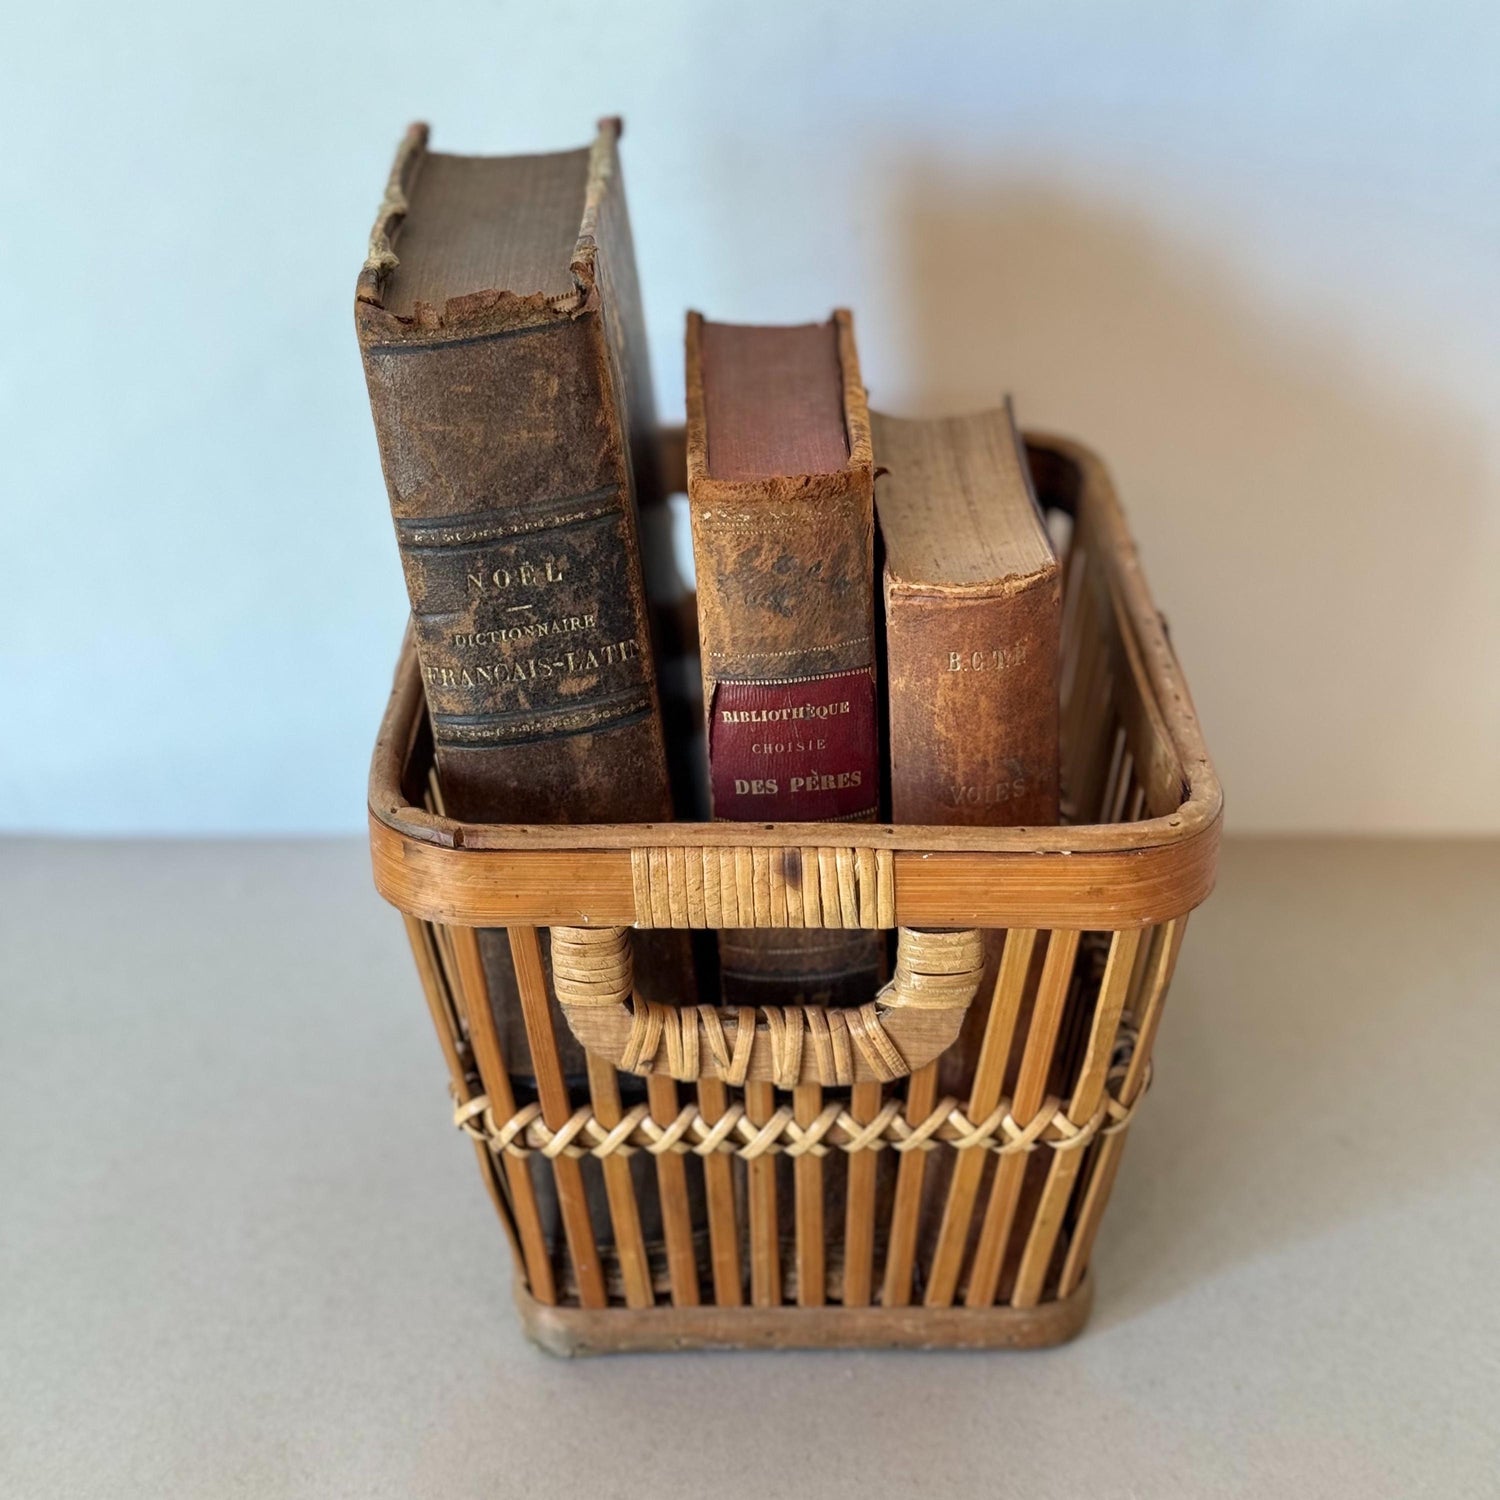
[551,926,985,1088]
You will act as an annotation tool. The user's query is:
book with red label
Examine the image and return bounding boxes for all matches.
[686,311,882,1005]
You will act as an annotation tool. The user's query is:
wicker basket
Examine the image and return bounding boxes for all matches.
[367,432,1221,1354]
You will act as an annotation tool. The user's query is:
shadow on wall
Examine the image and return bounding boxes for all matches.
[881,166,1494,827]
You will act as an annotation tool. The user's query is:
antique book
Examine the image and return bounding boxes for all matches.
[356,118,669,829]
[874,403,1061,830]
[686,311,882,1006]
[356,121,691,1104]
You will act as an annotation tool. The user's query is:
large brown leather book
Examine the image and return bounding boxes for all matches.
[874,403,1061,831]
[356,122,690,1118]
[686,312,882,1005]
[356,119,669,828]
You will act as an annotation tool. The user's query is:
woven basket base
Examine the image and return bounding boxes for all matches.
[515,1273,1093,1356]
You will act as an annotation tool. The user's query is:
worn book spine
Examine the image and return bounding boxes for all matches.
[884,580,1061,830]
[686,311,882,1007]
[356,129,671,831]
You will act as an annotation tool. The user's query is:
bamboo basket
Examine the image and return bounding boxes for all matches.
[368,432,1221,1354]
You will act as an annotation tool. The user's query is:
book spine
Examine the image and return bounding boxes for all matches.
[687,326,879,828]
[360,313,672,827]
[884,576,1061,829]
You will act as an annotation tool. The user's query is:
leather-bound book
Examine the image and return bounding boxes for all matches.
[874,404,1060,1098]
[686,312,882,1005]
[356,119,668,829]
[874,403,1061,830]
[356,121,690,1092]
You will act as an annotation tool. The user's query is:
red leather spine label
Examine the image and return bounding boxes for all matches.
[708,669,878,822]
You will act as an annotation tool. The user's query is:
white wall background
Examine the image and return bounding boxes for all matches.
[4,1,1496,835]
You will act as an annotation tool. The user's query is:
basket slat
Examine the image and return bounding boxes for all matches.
[746,1081,780,1307]
[925,927,1039,1307]
[880,1060,939,1308]
[698,1077,743,1305]
[447,926,557,1306]
[585,1053,654,1309]
[1057,916,1187,1300]
[1012,925,1143,1308]
[842,1080,883,1307]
